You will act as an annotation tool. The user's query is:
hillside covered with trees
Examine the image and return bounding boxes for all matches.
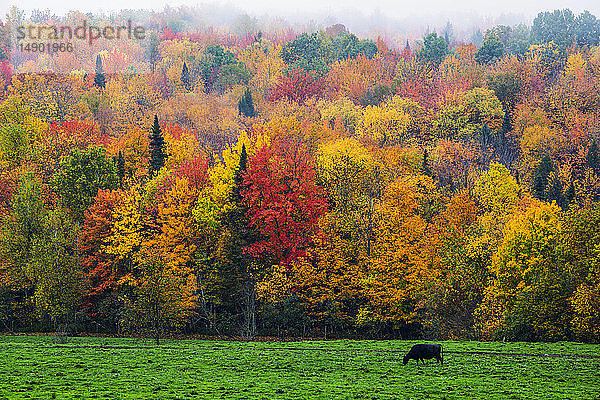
[0,8,599,343]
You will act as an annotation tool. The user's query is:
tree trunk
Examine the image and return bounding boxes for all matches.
[154,317,160,345]
[242,282,256,339]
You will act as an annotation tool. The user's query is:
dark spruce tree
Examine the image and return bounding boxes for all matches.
[224,144,257,249]
[564,181,576,207]
[421,148,432,177]
[94,54,106,89]
[181,61,192,91]
[238,88,256,117]
[533,155,554,200]
[501,110,512,135]
[221,144,261,338]
[148,115,168,176]
[479,123,493,149]
[545,173,564,207]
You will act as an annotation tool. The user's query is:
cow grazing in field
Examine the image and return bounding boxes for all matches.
[403,344,443,366]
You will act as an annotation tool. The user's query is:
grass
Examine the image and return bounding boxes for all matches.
[0,335,599,399]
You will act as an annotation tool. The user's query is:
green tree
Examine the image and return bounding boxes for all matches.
[122,253,196,345]
[475,35,504,64]
[487,72,522,115]
[238,88,256,118]
[575,11,600,47]
[564,182,576,207]
[219,144,261,337]
[533,155,553,201]
[507,24,531,55]
[421,148,432,177]
[147,32,160,73]
[29,208,83,330]
[199,45,249,93]
[0,124,30,170]
[330,32,377,60]
[94,54,106,89]
[181,61,192,91]
[281,33,329,76]
[115,151,126,188]
[0,174,46,316]
[148,115,168,176]
[417,33,449,67]
[52,146,119,223]
[529,9,598,50]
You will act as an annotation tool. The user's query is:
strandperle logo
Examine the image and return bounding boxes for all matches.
[15,20,146,45]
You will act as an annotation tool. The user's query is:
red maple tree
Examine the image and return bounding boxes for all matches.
[268,68,325,104]
[242,135,328,267]
[80,189,123,316]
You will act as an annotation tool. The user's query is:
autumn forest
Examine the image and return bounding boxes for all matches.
[0,7,599,344]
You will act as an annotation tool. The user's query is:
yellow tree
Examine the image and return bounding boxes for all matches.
[162,123,204,170]
[560,204,600,342]
[360,174,439,331]
[357,96,411,147]
[467,162,532,339]
[478,201,569,341]
[209,130,269,211]
[108,126,150,183]
[287,214,367,334]
[316,97,362,135]
[106,178,199,342]
[317,138,378,255]
[105,184,146,270]
[420,191,483,339]
[100,74,159,135]
[434,87,504,143]
[151,177,199,275]
[238,41,285,109]
[29,208,85,329]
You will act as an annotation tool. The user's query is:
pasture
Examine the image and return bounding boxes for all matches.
[0,336,599,399]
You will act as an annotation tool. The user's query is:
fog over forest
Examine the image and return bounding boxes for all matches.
[4,0,600,48]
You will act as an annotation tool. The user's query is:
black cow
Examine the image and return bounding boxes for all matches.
[403,344,443,365]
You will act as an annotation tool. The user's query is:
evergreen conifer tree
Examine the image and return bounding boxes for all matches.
[421,148,432,177]
[238,88,256,117]
[564,181,576,207]
[148,115,168,176]
[148,33,160,73]
[94,54,106,89]
[533,155,553,200]
[221,144,261,338]
[181,62,192,91]
[545,173,564,206]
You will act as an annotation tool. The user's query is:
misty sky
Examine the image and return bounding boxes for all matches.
[4,0,600,44]
[3,0,600,20]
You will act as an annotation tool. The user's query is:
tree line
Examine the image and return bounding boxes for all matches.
[0,9,599,343]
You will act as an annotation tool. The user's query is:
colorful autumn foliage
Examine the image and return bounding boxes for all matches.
[1,9,600,343]
[243,135,328,265]
[268,68,325,104]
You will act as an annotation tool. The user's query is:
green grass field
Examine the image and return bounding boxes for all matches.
[0,336,599,399]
